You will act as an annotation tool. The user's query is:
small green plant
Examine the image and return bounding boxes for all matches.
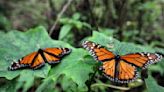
[0,26,164,92]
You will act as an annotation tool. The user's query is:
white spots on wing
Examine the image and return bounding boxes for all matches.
[147,53,150,56]
[148,56,152,59]
[142,53,163,69]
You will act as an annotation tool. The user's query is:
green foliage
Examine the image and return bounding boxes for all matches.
[59,24,72,40]
[0,26,57,90]
[145,73,164,92]
[0,14,11,31]
[36,48,94,91]
[82,30,164,91]
[58,13,91,41]
[59,13,91,30]
[58,13,91,45]
[0,79,17,92]
[0,0,163,91]
[139,1,161,23]
[0,26,94,91]
[0,25,164,91]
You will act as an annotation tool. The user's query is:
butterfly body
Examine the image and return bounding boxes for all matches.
[114,55,121,61]
[113,55,121,82]
[9,48,71,70]
[82,41,163,83]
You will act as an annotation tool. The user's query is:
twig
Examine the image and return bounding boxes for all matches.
[91,83,130,91]
[49,0,73,36]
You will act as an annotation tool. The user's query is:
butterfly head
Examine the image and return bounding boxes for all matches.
[8,62,19,70]
[82,41,102,50]
[62,48,72,54]
[8,60,28,70]
[82,41,94,49]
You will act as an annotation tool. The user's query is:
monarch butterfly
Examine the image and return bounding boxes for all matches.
[9,48,71,70]
[82,41,163,83]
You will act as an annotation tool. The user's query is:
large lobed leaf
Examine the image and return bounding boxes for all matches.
[0,26,72,79]
[0,26,92,91]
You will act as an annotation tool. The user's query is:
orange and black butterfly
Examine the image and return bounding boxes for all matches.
[9,48,71,70]
[82,41,163,83]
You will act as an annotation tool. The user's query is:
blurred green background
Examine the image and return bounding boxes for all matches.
[0,0,164,92]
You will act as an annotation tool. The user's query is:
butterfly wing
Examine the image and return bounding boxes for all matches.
[43,48,71,64]
[82,41,115,62]
[9,51,45,70]
[120,52,163,69]
[100,59,116,81]
[82,41,163,83]
[117,60,138,83]
[101,59,138,83]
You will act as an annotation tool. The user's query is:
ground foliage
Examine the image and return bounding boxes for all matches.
[0,0,164,92]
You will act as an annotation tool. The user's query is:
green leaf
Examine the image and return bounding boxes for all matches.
[59,24,72,40]
[59,17,91,30]
[145,74,164,92]
[84,31,156,55]
[59,49,93,89]
[98,28,114,36]
[0,14,11,30]
[0,26,73,91]
[0,78,17,92]
[17,70,34,92]
[72,13,81,20]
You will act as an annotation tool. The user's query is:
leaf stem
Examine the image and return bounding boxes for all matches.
[91,83,130,91]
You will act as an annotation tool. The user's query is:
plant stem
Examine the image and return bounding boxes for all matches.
[87,69,98,92]
[91,83,130,91]
[87,64,99,92]
[49,0,73,36]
